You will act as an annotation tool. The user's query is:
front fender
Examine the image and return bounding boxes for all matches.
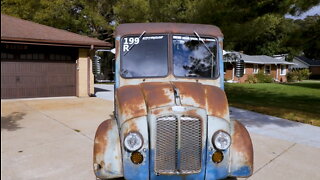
[229,120,253,177]
[93,119,123,179]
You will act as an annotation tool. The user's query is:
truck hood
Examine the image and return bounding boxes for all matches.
[116,82,229,123]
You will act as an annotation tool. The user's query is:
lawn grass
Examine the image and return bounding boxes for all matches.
[224,80,320,126]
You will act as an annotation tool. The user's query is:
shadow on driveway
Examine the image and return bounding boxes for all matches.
[94,87,111,93]
[1,112,26,131]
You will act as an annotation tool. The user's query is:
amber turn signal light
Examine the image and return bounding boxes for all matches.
[131,151,144,164]
[212,151,224,163]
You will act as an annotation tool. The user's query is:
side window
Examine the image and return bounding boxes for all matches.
[280,65,286,75]
[253,64,259,74]
[264,65,271,74]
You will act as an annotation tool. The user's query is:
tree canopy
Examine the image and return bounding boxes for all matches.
[1,0,320,59]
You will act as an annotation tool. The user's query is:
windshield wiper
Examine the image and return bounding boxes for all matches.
[124,31,146,56]
[194,31,216,78]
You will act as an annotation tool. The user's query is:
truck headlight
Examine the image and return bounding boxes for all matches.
[212,130,231,150]
[124,132,143,152]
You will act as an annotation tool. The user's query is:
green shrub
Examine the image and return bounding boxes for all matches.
[245,74,258,83]
[287,69,311,82]
[298,69,311,81]
[255,72,273,83]
[287,71,298,82]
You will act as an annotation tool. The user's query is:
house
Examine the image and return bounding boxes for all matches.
[1,14,111,99]
[291,56,320,79]
[224,52,294,83]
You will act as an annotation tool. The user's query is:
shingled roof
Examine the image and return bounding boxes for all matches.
[1,14,110,48]
[295,56,320,66]
[224,51,294,65]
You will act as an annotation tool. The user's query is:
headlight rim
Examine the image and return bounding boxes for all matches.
[123,132,143,152]
[212,130,231,150]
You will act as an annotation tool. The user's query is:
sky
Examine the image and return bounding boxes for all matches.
[285,4,320,19]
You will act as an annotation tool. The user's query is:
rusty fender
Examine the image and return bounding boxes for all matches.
[229,120,253,177]
[93,119,123,179]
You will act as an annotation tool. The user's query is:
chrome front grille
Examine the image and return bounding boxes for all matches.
[155,115,202,174]
[180,116,202,173]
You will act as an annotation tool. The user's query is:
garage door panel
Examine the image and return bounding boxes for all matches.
[1,61,76,99]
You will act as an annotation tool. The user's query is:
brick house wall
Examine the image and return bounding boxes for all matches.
[224,63,288,83]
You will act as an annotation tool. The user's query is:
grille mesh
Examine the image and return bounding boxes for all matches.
[155,116,178,174]
[155,115,202,174]
[180,116,202,173]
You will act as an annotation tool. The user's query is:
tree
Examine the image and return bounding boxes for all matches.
[112,0,319,57]
[113,0,151,23]
[1,0,114,40]
[287,16,320,59]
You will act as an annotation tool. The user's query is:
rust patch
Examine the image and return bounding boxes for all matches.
[232,120,253,167]
[93,119,113,162]
[203,85,228,118]
[184,109,199,118]
[153,108,165,116]
[115,40,120,58]
[116,23,223,38]
[116,85,147,120]
[219,40,223,50]
[123,119,139,137]
[172,82,206,109]
[140,82,175,109]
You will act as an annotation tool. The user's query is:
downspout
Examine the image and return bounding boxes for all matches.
[232,65,235,81]
[275,64,278,81]
[88,45,94,97]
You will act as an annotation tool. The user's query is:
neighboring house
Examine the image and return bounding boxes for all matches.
[291,56,320,79]
[1,14,111,99]
[224,52,294,83]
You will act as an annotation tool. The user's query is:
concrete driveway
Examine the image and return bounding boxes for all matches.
[1,86,320,179]
[1,97,112,180]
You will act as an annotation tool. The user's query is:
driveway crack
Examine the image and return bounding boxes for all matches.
[20,101,93,141]
[249,143,297,178]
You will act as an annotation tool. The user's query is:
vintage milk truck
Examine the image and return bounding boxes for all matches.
[93,23,253,180]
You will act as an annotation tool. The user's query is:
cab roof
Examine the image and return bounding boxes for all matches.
[116,23,223,38]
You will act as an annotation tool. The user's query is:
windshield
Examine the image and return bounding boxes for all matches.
[173,35,218,78]
[121,35,168,78]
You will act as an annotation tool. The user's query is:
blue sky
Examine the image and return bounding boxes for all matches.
[285,4,320,19]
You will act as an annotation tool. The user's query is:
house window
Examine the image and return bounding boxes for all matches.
[244,63,246,74]
[49,54,72,61]
[1,52,14,59]
[280,65,286,75]
[253,64,259,74]
[20,53,45,60]
[264,65,271,74]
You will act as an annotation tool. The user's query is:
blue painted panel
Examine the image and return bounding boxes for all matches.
[115,54,120,89]
[205,149,229,180]
[149,149,206,180]
[218,37,224,90]
[230,165,251,177]
[123,150,150,180]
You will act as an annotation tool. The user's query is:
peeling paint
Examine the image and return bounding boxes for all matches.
[93,119,123,179]
[229,120,253,177]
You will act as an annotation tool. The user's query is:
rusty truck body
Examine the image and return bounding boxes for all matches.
[93,23,253,180]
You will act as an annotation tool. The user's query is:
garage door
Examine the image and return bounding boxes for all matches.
[1,60,76,99]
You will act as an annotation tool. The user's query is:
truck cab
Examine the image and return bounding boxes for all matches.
[93,23,253,180]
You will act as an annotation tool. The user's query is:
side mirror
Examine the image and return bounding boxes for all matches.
[235,60,244,78]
